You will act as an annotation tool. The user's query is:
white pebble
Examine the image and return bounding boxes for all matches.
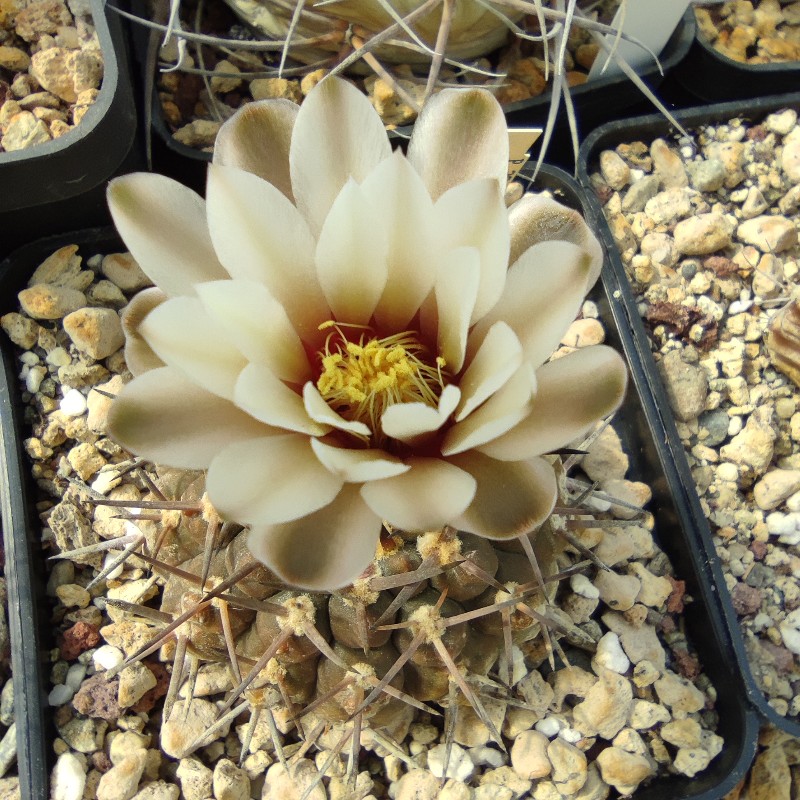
[101,551,125,581]
[593,632,631,674]
[558,727,583,744]
[766,512,796,536]
[534,717,562,738]
[581,300,599,319]
[48,684,75,706]
[728,299,753,315]
[779,530,800,546]
[60,389,87,417]
[51,752,87,800]
[93,644,124,671]
[65,663,87,692]
[786,491,800,512]
[25,365,47,393]
[728,416,743,437]
[780,624,800,656]
[570,573,600,600]
[19,351,39,366]
[427,743,475,782]
[46,347,71,367]
[469,746,505,768]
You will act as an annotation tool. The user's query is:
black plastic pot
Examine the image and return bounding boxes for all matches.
[576,92,800,740]
[0,165,757,798]
[0,0,141,262]
[137,9,694,195]
[673,7,800,104]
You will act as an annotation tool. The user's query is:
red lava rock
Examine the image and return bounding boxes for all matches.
[72,673,122,722]
[673,647,701,680]
[131,661,169,713]
[760,641,795,675]
[60,621,101,660]
[666,576,686,614]
[746,125,768,142]
[749,541,768,561]
[731,583,762,616]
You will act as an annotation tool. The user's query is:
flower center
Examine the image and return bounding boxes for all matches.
[316,321,446,434]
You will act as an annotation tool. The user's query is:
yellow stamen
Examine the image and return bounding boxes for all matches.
[316,322,447,434]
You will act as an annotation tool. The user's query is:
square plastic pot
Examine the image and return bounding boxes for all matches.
[0,165,757,798]
[0,0,141,261]
[576,91,800,740]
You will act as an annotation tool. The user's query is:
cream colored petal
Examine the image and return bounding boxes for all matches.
[310,439,410,482]
[120,288,166,376]
[435,179,510,323]
[206,433,343,525]
[469,240,592,369]
[205,164,329,341]
[315,179,389,326]
[508,193,603,287]
[435,247,481,374]
[247,484,381,590]
[108,366,270,469]
[381,384,461,443]
[456,321,523,422]
[290,77,391,237]
[195,280,310,384]
[407,88,508,201]
[139,296,246,400]
[360,457,476,531]
[479,345,628,461]
[450,453,558,539]
[359,151,438,330]
[302,382,371,438]
[234,363,329,436]
[213,99,297,201]
[441,364,535,456]
[107,174,228,296]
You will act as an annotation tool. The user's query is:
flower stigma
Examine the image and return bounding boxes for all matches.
[316,320,447,435]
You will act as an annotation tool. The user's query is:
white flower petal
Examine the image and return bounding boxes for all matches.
[213,98,297,201]
[435,179,510,323]
[359,151,438,330]
[435,247,481,374]
[407,88,508,201]
[234,363,329,436]
[480,345,628,461]
[441,364,535,456]
[315,179,389,326]
[381,384,461,443]
[139,297,246,400]
[310,439,410,482]
[450,453,558,539]
[290,77,391,237]
[360,457,476,531]
[206,433,343,525]
[248,484,381,590]
[205,164,328,341]
[120,288,166,376]
[195,280,310,384]
[509,193,603,286]
[302,382,371,438]
[469,240,593,369]
[108,366,270,469]
[456,321,523,422]
[107,174,228,296]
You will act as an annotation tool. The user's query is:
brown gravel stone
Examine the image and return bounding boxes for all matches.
[731,583,763,616]
[72,673,122,721]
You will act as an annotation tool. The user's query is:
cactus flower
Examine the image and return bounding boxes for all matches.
[107,77,627,591]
